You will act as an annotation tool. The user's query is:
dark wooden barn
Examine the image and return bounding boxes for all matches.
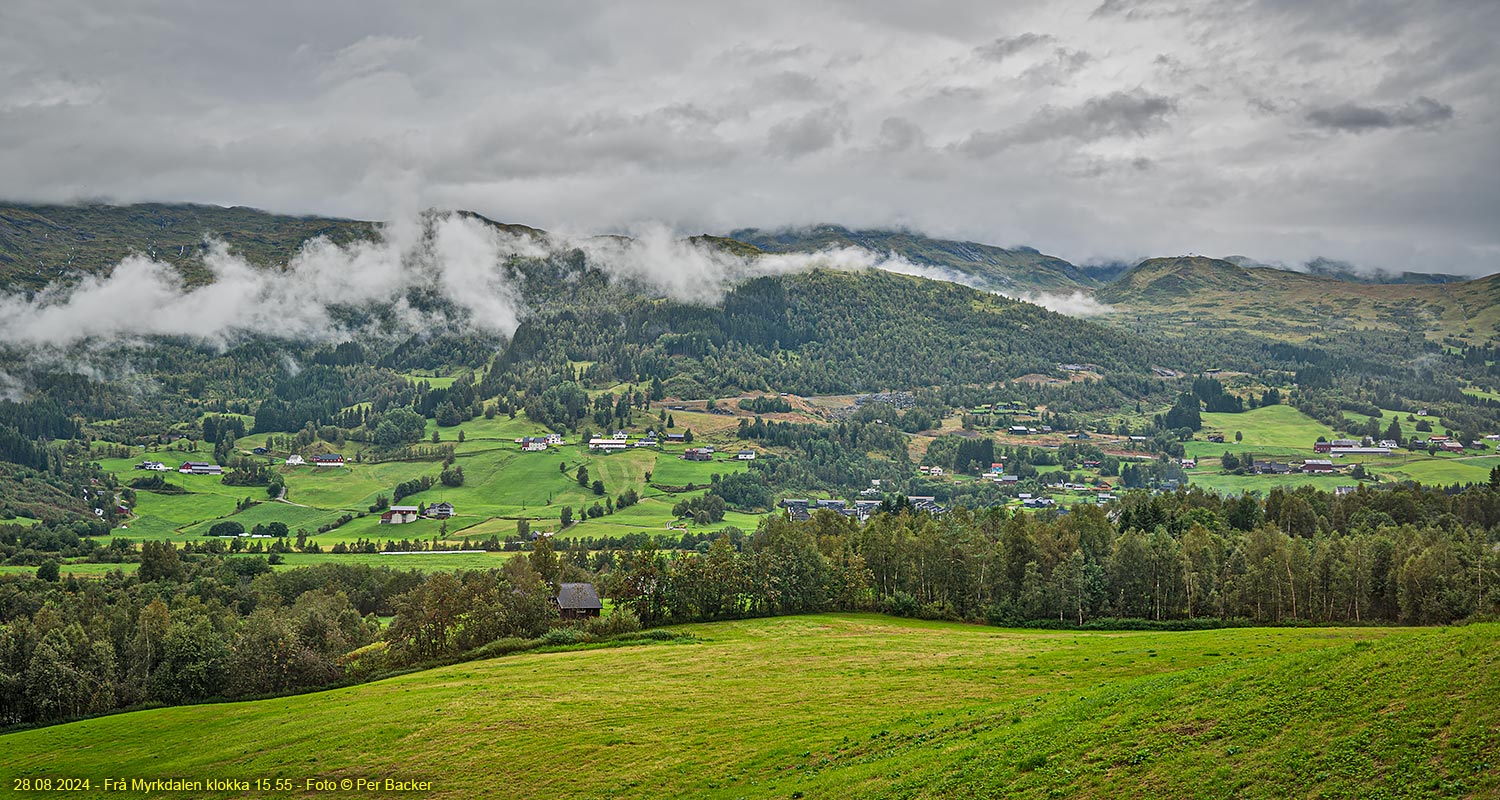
[555,582,603,620]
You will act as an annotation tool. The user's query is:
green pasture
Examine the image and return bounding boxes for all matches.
[3,614,1494,799]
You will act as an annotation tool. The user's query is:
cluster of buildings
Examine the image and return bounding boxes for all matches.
[779,495,948,522]
[379,501,456,525]
[518,433,567,452]
[279,453,344,467]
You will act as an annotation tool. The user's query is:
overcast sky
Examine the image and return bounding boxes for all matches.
[2,0,1496,274]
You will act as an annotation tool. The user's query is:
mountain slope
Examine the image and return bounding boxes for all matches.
[1098,255,1500,345]
[730,225,1095,293]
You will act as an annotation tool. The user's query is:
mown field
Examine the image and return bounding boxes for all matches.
[2,614,1495,799]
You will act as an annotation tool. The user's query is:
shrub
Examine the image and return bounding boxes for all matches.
[585,607,641,638]
[885,591,920,617]
[539,627,585,647]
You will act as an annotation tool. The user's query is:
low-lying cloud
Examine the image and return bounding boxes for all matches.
[0,212,536,349]
[0,216,1113,368]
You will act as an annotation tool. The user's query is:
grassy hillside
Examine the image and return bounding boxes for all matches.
[4,614,1495,799]
[730,224,1095,293]
[1098,255,1500,346]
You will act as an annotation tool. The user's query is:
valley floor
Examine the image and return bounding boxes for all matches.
[3,614,1496,799]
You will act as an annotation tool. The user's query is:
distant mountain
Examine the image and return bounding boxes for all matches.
[1222,255,1466,285]
[728,225,1094,293]
[1097,254,1500,346]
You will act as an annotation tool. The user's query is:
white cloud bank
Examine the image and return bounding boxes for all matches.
[0,212,538,348]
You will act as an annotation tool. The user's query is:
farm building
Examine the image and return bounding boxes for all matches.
[1330,447,1390,456]
[1253,461,1291,475]
[737,450,756,460]
[589,437,630,451]
[312,453,345,467]
[380,505,421,524]
[1302,459,1337,473]
[683,448,713,461]
[285,454,305,466]
[780,499,811,521]
[1441,441,1465,453]
[666,433,686,443]
[555,583,603,620]
[635,438,659,448]
[519,437,548,452]
[178,462,222,475]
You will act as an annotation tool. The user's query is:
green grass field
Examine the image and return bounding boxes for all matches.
[2,614,1495,799]
[96,409,763,555]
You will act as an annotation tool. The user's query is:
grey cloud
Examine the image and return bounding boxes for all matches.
[876,117,926,152]
[957,90,1177,157]
[767,107,850,158]
[1306,96,1455,132]
[0,0,1496,276]
[974,33,1055,62]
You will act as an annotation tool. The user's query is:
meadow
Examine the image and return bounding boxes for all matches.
[2,614,1494,799]
[96,409,757,557]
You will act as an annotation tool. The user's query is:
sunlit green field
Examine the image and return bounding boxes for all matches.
[97,411,760,555]
[3,614,1495,799]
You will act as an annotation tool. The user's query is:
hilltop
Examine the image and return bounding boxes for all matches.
[3,614,1495,799]
[729,224,1096,294]
[1097,255,1500,345]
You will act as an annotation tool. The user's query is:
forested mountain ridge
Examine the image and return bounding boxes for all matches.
[0,203,375,291]
[729,224,1096,293]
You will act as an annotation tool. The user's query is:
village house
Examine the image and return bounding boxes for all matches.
[666,433,686,443]
[312,453,345,467]
[178,461,222,475]
[135,460,169,471]
[1253,461,1291,475]
[520,437,548,452]
[426,502,455,519]
[1181,458,1196,469]
[682,448,712,461]
[634,438,659,448]
[284,454,305,466]
[1314,441,1332,454]
[380,505,421,524]
[1008,425,1029,435]
[1336,486,1357,496]
[736,450,756,460]
[555,583,603,620]
[1441,441,1465,453]
[545,433,565,445]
